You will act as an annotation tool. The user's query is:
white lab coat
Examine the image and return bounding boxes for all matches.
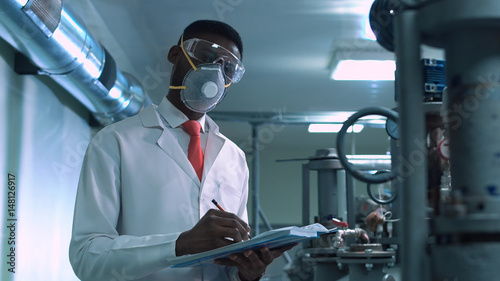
[69,99,249,280]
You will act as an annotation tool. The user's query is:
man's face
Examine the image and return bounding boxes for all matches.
[170,33,242,87]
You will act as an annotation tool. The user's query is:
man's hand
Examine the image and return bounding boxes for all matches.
[214,244,298,281]
[175,209,251,256]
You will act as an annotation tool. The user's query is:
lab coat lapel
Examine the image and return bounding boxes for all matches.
[140,105,201,185]
[203,116,225,179]
[157,128,201,184]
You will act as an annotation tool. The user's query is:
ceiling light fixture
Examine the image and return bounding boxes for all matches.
[308,124,364,133]
[329,41,396,81]
[331,60,396,81]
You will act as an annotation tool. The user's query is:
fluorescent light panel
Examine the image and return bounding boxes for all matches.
[16,0,29,5]
[307,113,387,123]
[331,60,395,81]
[308,124,364,133]
[364,19,377,41]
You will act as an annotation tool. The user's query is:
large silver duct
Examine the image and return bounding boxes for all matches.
[0,0,149,125]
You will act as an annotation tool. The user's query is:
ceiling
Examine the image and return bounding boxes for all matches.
[67,0,404,155]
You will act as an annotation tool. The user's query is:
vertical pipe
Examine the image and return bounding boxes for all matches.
[251,123,260,235]
[445,27,500,216]
[429,26,500,280]
[345,173,356,228]
[336,169,347,222]
[390,137,401,238]
[395,9,429,281]
[317,168,338,222]
[259,208,273,231]
[302,164,310,226]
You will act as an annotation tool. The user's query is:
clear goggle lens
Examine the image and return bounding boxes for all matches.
[183,38,245,83]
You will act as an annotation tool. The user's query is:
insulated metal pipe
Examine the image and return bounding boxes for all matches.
[317,169,338,221]
[445,28,500,216]
[0,0,148,125]
[308,149,344,224]
[418,1,500,279]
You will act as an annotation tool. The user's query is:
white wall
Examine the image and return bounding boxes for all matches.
[0,38,88,281]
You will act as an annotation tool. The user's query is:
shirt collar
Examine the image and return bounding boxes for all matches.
[157,97,206,133]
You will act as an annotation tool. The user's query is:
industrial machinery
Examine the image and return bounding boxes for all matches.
[285,147,398,281]
[369,0,500,280]
[288,0,500,279]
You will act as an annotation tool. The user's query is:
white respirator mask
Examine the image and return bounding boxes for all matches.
[176,63,227,113]
[170,35,244,113]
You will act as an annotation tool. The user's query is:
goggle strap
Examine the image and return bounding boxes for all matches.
[171,85,228,89]
[180,34,198,72]
[169,85,187,90]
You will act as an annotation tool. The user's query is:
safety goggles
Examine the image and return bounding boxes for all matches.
[182,37,245,83]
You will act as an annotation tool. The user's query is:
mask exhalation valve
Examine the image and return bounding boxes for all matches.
[202,81,218,98]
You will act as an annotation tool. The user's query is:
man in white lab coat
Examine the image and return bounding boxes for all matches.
[69,20,294,280]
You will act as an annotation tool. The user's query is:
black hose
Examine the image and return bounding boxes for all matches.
[336,107,399,184]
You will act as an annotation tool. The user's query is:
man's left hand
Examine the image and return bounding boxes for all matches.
[214,244,297,281]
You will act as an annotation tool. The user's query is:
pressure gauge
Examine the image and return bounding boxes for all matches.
[438,137,450,160]
[385,118,399,140]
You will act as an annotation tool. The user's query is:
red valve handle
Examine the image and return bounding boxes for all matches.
[332,218,349,228]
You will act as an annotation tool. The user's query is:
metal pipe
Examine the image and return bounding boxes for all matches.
[0,0,148,125]
[336,170,347,223]
[345,173,356,229]
[317,168,338,222]
[258,208,273,231]
[333,228,370,248]
[302,163,310,226]
[394,9,430,281]
[251,123,260,235]
[445,23,500,217]
[417,1,500,279]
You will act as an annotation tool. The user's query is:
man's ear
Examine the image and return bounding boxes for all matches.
[167,45,182,64]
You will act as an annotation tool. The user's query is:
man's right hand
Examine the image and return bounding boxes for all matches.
[175,209,251,256]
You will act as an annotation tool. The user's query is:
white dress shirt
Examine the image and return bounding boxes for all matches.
[69,97,249,280]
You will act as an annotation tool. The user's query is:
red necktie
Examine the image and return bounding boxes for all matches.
[182,120,204,181]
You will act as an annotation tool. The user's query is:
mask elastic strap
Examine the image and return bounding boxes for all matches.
[180,34,198,72]
[169,35,196,90]
[169,85,187,90]
[171,82,230,91]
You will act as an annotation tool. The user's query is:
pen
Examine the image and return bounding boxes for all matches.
[212,199,251,239]
[332,218,349,228]
[211,199,226,212]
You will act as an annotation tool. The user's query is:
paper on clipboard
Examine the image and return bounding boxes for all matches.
[168,223,335,268]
